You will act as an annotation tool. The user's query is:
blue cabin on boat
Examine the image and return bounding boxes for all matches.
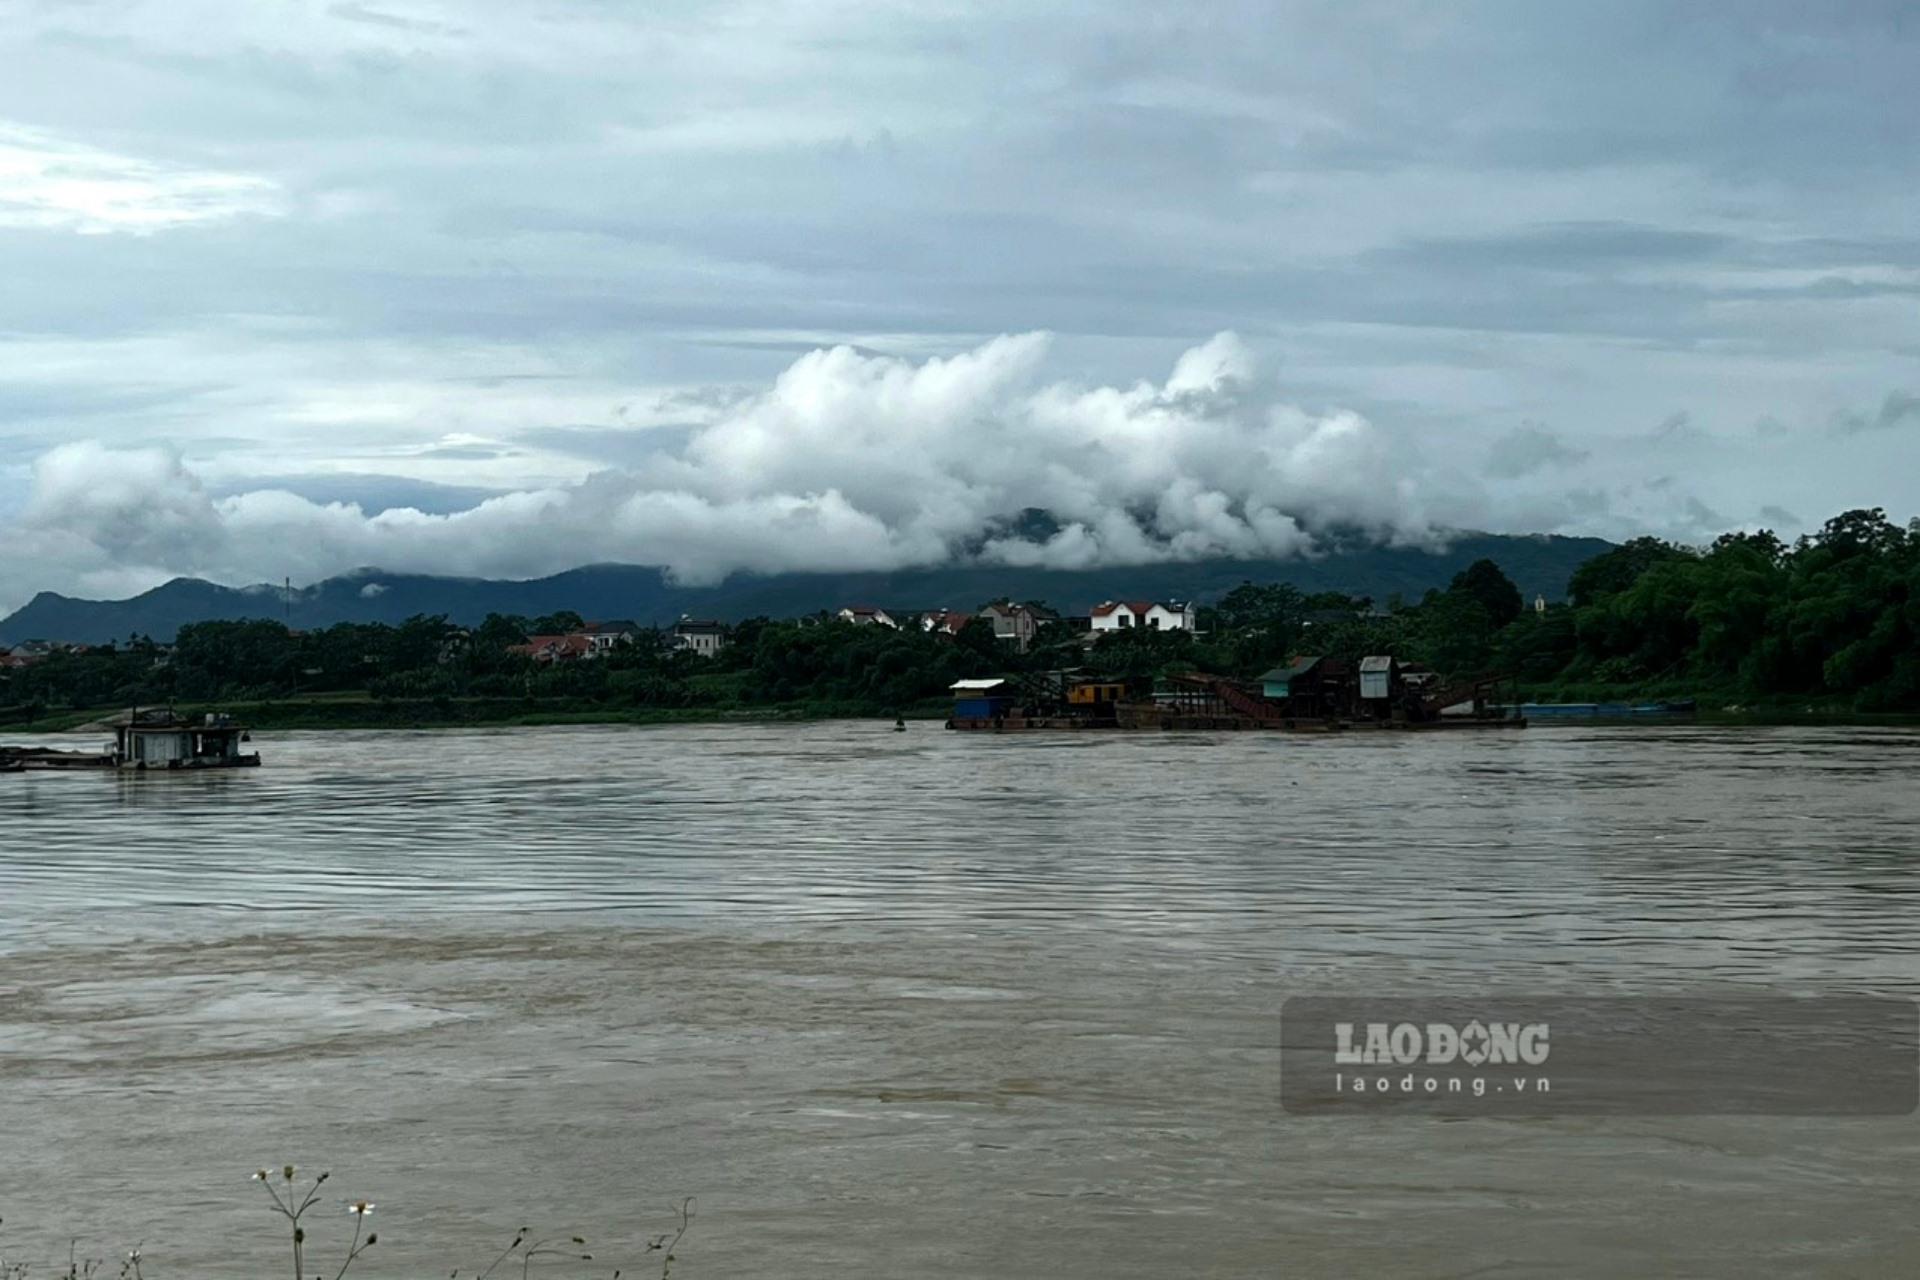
[950,677,1015,720]
[1260,655,1323,700]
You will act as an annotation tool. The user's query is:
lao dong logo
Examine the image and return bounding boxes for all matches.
[1334,1019,1550,1067]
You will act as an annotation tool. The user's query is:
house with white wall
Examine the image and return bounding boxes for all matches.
[920,609,975,636]
[837,606,899,629]
[977,600,1050,652]
[1088,600,1197,632]
[579,620,638,655]
[671,618,729,657]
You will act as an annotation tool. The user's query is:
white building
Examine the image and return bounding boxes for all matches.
[837,606,899,629]
[671,618,729,657]
[977,600,1048,652]
[579,620,638,655]
[1088,600,1197,632]
[920,609,975,636]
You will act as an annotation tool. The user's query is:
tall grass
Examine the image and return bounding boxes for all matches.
[0,1170,693,1279]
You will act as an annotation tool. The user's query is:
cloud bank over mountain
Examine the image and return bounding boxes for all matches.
[8,325,1913,614]
[5,333,1462,607]
[2,2,1916,610]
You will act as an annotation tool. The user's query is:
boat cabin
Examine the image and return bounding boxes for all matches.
[950,677,1015,722]
[114,712,259,770]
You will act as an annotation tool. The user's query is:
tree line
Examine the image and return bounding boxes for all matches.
[3,507,1915,721]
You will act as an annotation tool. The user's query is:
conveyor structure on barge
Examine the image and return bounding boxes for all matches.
[946,666,1525,733]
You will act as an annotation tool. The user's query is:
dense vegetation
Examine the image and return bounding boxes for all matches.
[3,507,1915,726]
[1187,506,1920,711]
[0,534,1615,646]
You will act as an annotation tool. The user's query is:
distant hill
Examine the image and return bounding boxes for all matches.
[0,533,1615,645]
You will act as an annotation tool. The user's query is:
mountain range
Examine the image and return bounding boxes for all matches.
[0,532,1615,645]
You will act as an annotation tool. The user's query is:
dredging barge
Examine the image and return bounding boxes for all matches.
[1,709,261,771]
[948,661,1526,733]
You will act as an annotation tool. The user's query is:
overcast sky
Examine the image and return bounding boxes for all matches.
[2,1,1916,609]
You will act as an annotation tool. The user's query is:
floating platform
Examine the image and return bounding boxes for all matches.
[948,708,1526,733]
[0,747,262,771]
[0,748,118,771]
[948,715,1116,731]
[1502,700,1696,722]
[1,710,262,771]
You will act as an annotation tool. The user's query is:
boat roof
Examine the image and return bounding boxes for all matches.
[1259,655,1324,681]
[114,711,249,731]
[950,678,1009,692]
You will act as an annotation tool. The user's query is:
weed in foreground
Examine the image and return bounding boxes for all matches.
[0,1174,694,1280]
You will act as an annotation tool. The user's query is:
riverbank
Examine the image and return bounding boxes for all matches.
[2,694,955,734]
[1509,679,1920,725]
[9,692,1920,733]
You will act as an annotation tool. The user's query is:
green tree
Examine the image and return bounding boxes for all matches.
[1567,537,1691,607]
[1448,559,1524,628]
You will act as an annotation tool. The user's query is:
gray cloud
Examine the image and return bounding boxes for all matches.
[1485,425,1592,479]
[1834,391,1920,435]
[210,472,505,516]
[327,3,468,38]
[0,1,1916,606]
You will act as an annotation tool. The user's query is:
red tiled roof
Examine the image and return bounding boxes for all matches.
[510,634,594,661]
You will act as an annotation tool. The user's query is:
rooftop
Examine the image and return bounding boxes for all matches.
[1260,655,1325,681]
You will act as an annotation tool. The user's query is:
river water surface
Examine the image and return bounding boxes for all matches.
[1,722,1917,1277]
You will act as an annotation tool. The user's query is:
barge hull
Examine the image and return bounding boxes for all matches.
[948,714,1526,733]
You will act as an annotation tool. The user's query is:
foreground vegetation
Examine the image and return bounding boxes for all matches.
[3,507,1915,728]
[0,1167,693,1278]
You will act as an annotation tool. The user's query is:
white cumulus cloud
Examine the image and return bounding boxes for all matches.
[0,122,282,235]
[0,333,1494,611]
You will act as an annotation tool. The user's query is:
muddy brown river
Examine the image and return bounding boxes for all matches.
[1,723,1917,1277]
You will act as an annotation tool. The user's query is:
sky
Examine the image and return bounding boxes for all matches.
[1,0,1917,611]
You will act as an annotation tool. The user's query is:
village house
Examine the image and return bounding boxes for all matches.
[3,640,60,666]
[579,620,638,654]
[670,618,730,657]
[1089,600,1198,632]
[436,629,472,664]
[920,609,975,637]
[837,606,899,629]
[505,619,641,664]
[509,633,595,663]
[977,600,1050,652]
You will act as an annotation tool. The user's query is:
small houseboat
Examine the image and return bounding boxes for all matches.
[1,710,260,771]
[116,711,260,769]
